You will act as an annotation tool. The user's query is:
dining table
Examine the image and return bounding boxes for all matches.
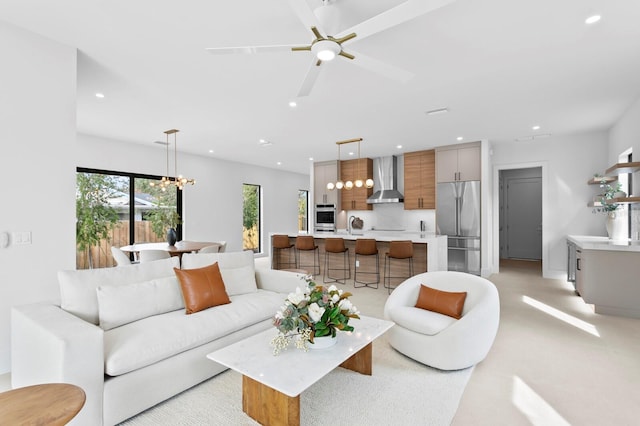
[119,241,218,258]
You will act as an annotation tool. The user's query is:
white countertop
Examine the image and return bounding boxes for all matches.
[286,231,447,244]
[567,235,640,252]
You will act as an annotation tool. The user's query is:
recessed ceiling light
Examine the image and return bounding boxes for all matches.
[95,93,105,98]
[277,161,282,166]
[348,151,354,156]
[258,139,273,147]
[532,125,541,130]
[585,15,601,24]
[396,145,403,149]
[208,149,214,153]
[289,101,297,108]
[425,108,449,115]
[457,136,463,141]
[309,157,314,161]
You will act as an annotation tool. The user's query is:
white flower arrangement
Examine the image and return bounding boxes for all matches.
[270,277,360,355]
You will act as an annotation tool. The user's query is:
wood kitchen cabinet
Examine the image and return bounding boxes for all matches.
[340,158,373,210]
[404,149,435,210]
[314,161,339,206]
[436,143,481,183]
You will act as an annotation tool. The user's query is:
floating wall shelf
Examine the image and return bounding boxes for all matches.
[605,162,640,176]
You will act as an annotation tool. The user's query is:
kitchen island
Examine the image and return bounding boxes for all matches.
[271,231,447,283]
[567,235,640,318]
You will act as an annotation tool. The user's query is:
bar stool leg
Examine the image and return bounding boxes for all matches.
[354,253,379,289]
[324,249,350,284]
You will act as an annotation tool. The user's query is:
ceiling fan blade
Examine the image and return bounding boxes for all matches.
[335,0,455,42]
[348,50,414,83]
[297,59,323,97]
[205,45,298,55]
[288,0,324,34]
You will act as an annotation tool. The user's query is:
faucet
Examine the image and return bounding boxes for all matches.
[348,215,355,235]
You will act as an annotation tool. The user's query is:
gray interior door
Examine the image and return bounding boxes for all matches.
[506,176,542,260]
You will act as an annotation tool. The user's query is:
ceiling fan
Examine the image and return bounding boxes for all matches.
[206,0,455,97]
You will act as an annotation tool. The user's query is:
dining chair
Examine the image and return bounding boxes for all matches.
[111,246,134,267]
[139,250,171,263]
[199,244,222,253]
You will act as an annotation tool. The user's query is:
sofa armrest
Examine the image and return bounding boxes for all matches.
[12,302,105,425]
[255,268,306,294]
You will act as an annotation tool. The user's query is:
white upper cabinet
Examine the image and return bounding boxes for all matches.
[314,161,339,206]
[436,143,481,183]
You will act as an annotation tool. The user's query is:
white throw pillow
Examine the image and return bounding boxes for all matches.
[180,250,257,296]
[96,276,184,330]
[59,257,180,324]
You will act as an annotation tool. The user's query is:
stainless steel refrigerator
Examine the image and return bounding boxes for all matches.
[436,181,481,275]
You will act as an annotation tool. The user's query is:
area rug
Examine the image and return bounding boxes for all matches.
[119,281,473,425]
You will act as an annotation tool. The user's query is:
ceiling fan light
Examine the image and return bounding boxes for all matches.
[312,39,340,61]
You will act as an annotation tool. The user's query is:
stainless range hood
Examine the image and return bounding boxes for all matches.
[367,156,404,204]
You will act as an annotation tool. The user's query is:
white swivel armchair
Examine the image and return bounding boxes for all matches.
[384,271,500,370]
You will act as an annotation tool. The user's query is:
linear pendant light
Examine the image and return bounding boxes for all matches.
[327,138,373,191]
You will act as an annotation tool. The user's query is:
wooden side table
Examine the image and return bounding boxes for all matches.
[0,383,86,425]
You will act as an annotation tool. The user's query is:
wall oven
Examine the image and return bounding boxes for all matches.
[315,204,336,232]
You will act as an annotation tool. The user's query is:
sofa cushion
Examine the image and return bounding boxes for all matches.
[103,289,282,376]
[180,251,258,296]
[415,284,467,319]
[174,263,231,314]
[388,306,456,336]
[96,276,184,330]
[59,257,180,324]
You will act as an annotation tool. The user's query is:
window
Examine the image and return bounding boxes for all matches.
[76,168,181,269]
[243,183,261,253]
[298,190,309,232]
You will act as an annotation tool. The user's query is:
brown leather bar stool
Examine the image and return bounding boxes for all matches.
[323,238,350,284]
[354,238,379,289]
[384,240,414,293]
[295,235,320,276]
[272,234,296,270]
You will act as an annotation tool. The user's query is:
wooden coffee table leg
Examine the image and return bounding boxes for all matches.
[340,342,372,375]
[242,375,300,426]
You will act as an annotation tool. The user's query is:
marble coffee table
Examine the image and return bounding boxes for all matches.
[207,315,393,426]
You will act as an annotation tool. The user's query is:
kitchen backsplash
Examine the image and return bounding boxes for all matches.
[337,203,436,233]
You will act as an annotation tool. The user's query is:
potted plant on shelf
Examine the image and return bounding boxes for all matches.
[148,207,181,245]
[594,178,626,239]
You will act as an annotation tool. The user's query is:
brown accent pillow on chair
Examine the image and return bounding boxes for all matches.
[415,284,467,319]
[174,263,231,314]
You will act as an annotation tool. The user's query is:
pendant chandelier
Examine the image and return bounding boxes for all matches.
[327,138,374,191]
[150,129,196,191]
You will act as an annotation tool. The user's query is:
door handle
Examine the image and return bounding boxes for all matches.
[576,258,581,271]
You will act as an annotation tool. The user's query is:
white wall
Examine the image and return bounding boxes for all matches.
[76,134,310,255]
[489,131,609,278]
[0,22,77,373]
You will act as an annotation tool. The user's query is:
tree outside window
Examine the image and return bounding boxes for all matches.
[243,183,260,252]
[298,190,308,232]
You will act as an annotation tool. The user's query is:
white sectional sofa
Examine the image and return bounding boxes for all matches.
[11,251,303,425]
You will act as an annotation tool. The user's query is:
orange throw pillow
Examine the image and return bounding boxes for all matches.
[415,284,467,319]
[174,263,231,314]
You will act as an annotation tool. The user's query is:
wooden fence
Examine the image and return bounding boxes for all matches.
[76,221,164,269]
